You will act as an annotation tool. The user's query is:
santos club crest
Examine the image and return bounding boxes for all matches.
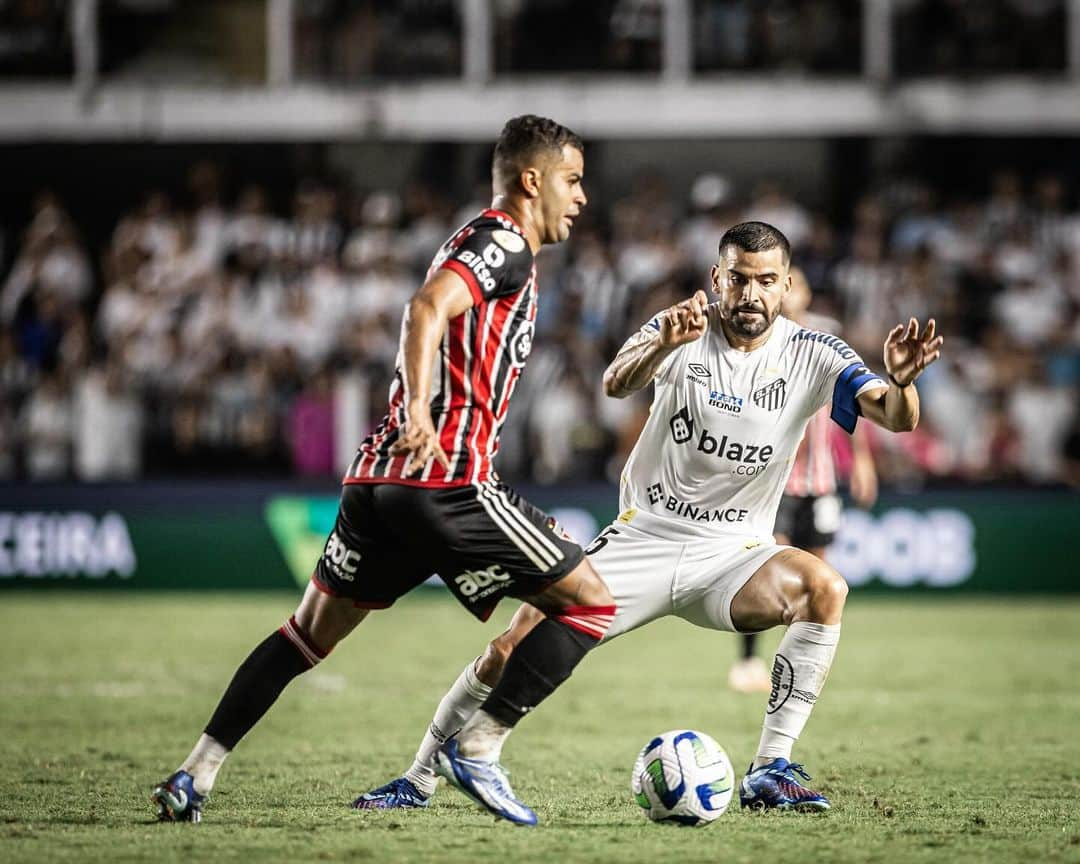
[752,378,787,412]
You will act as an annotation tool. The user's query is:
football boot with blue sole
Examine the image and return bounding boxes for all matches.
[434,738,538,826]
[152,770,205,822]
[352,777,430,810]
[739,758,830,811]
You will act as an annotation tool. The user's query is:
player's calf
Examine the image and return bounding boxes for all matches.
[441,563,615,823]
[460,561,615,757]
[154,584,366,821]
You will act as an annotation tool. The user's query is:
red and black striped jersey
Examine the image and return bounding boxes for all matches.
[345,209,537,488]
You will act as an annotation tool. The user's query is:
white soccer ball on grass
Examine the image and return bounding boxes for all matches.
[630,729,735,826]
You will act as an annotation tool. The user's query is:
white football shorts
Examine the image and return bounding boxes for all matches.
[586,517,788,642]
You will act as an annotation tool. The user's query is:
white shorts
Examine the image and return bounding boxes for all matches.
[586,520,787,642]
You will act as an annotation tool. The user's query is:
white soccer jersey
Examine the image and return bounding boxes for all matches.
[619,305,886,541]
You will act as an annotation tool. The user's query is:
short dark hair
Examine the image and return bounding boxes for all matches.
[718,221,791,264]
[493,115,583,187]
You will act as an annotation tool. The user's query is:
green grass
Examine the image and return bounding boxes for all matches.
[1,593,1079,863]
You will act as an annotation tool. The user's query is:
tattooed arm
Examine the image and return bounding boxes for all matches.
[603,290,708,398]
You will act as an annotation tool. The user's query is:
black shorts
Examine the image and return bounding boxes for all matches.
[314,480,585,621]
[773,493,842,551]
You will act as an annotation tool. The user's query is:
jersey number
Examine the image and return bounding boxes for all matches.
[585,526,621,556]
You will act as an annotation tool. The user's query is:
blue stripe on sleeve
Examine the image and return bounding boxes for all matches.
[830,362,886,433]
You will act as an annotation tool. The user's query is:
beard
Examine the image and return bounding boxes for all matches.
[725,304,776,338]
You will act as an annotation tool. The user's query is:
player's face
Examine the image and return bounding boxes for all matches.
[712,246,791,339]
[538,145,587,244]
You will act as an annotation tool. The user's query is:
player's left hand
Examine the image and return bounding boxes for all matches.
[883,317,943,387]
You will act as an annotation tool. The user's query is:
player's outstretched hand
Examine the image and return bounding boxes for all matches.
[659,290,709,347]
[390,405,451,477]
[883,317,944,387]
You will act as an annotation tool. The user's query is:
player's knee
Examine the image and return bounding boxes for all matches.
[800,563,848,623]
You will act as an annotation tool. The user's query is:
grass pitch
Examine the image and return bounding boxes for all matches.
[1,592,1078,864]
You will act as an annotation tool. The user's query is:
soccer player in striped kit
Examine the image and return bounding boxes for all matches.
[358,222,942,813]
[152,116,615,827]
[728,267,878,694]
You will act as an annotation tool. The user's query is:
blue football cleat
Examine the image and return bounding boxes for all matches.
[434,738,538,826]
[152,770,205,822]
[351,777,430,810]
[739,759,830,811]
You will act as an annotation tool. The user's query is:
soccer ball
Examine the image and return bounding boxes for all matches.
[630,729,735,826]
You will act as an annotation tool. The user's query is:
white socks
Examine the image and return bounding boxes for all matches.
[180,733,230,796]
[456,709,513,762]
[404,658,492,796]
[753,621,841,769]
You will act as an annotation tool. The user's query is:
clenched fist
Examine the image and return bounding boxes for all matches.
[660,290,709,348]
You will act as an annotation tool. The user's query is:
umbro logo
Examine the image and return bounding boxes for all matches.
[685,363,711,387]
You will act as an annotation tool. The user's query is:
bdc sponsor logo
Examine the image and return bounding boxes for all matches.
[323,530,361,581]
[669,407,773,476]
[646,482,748,524]
[454,564,512,601]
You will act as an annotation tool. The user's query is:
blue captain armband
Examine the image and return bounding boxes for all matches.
[830,362,887,433]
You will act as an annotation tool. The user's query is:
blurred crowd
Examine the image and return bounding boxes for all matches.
[5,0,1063,83]
[2,159,1079,488]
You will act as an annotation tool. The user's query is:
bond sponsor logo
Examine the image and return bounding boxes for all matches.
[492,229,525,253]
[509,320,534,367]
[686,363,711,388]
[766,654,794,714]
[752,378,787,412]
[708,390,743,415]
[670,406,694,444]
[455,242,507,293]
[454,564,511,601]
[0,511,135,579]
[646,483,748,524]
[323,530,361,580]
[791,329,857,361]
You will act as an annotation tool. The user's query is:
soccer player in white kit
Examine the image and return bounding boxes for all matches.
[356,221,944,813]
